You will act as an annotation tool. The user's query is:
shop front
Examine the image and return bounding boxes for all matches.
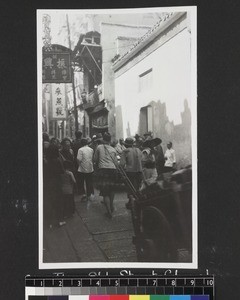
[86,100,109,137]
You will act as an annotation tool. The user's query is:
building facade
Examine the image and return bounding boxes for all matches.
[73,20,156,139]
[100,22,152,139]
[113,12,193,168]
[43,12,178,141]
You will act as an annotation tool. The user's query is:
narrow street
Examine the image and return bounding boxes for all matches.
[43,188,137,263]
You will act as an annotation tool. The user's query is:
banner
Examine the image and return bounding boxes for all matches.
[51,84,67,119]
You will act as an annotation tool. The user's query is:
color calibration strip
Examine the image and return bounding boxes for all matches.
[25,276,214,300]
[28,296,209,300]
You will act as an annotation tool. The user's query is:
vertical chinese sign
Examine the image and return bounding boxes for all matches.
[42,45,72,122]
[52,84,67,119]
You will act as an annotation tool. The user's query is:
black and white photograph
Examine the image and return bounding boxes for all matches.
[38,7,197,269]
[2,0,240,298]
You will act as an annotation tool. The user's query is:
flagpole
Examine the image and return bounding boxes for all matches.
[66,14,79,132]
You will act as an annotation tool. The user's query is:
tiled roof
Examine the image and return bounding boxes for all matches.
[112,12,175,67]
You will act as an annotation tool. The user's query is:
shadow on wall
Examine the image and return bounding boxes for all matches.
[116,99,192,169]
[115,105,123,139]
[145,99,192,169]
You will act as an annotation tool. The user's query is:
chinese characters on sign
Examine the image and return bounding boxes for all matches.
[52,84,67,119]
[43,52,72,83]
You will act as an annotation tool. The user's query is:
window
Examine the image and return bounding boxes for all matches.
[139,68,152,92]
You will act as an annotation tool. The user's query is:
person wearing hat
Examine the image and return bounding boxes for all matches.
[89,133,103,153]
[120,138,143,204]
[164,142,176,172]
[95,132,103,142]
[77,138,94,201]
[154,138,165,178]
[94,132,118,218]
[143,131,153,141]
[141,137,161,189]
[134,134,143,149]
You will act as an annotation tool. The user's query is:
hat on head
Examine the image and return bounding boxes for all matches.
[142,137,162,148]
[143,131,152,137]
[43,132,50,142]
[95,133,103,141]
[75,130,83,139]
[61,137,71,145]
[81,138,88,146]
[134,133,140,139]
[102,132,111,143]
[124,137,134,147]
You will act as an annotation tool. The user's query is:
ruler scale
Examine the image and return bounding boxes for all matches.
[26,276,214,300]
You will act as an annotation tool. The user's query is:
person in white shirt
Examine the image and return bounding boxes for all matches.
[164,142,176,172]
[77,138,94,201]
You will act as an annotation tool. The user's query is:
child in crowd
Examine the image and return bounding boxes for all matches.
[61,160,76,222]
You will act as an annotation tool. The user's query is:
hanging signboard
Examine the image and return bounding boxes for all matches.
[51,84,67,119]
[42,44,72,83]
[92,112,108,129]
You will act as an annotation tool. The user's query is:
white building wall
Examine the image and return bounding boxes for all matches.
[101,22,152,138]
[115,27,191,138]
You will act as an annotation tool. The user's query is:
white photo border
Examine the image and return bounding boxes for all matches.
[37,6,197,269]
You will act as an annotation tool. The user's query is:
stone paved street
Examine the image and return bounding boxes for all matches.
[43,189,137,263]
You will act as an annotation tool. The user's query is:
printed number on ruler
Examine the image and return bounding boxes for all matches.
[171,280,176,286]
[58,280,63,287]
[206,279,214,286]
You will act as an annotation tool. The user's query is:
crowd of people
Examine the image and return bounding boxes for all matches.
[42,130,176,227]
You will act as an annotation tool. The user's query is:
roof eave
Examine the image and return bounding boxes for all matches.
[112,12,186,72]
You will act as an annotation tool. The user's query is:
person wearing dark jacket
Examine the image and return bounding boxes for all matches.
[141,137,160,189]
[72,131,83,158]
[120,137,142,197]
[72,131,83,194]
[60,138,74,171]
[155,139,165,177]
[44,144,65,227]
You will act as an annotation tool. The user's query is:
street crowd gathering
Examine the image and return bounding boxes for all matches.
[43,130,176,228]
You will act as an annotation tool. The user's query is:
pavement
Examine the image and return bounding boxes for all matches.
[43,188,137,263]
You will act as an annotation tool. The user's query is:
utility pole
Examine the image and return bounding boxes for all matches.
[66,14,79,132]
